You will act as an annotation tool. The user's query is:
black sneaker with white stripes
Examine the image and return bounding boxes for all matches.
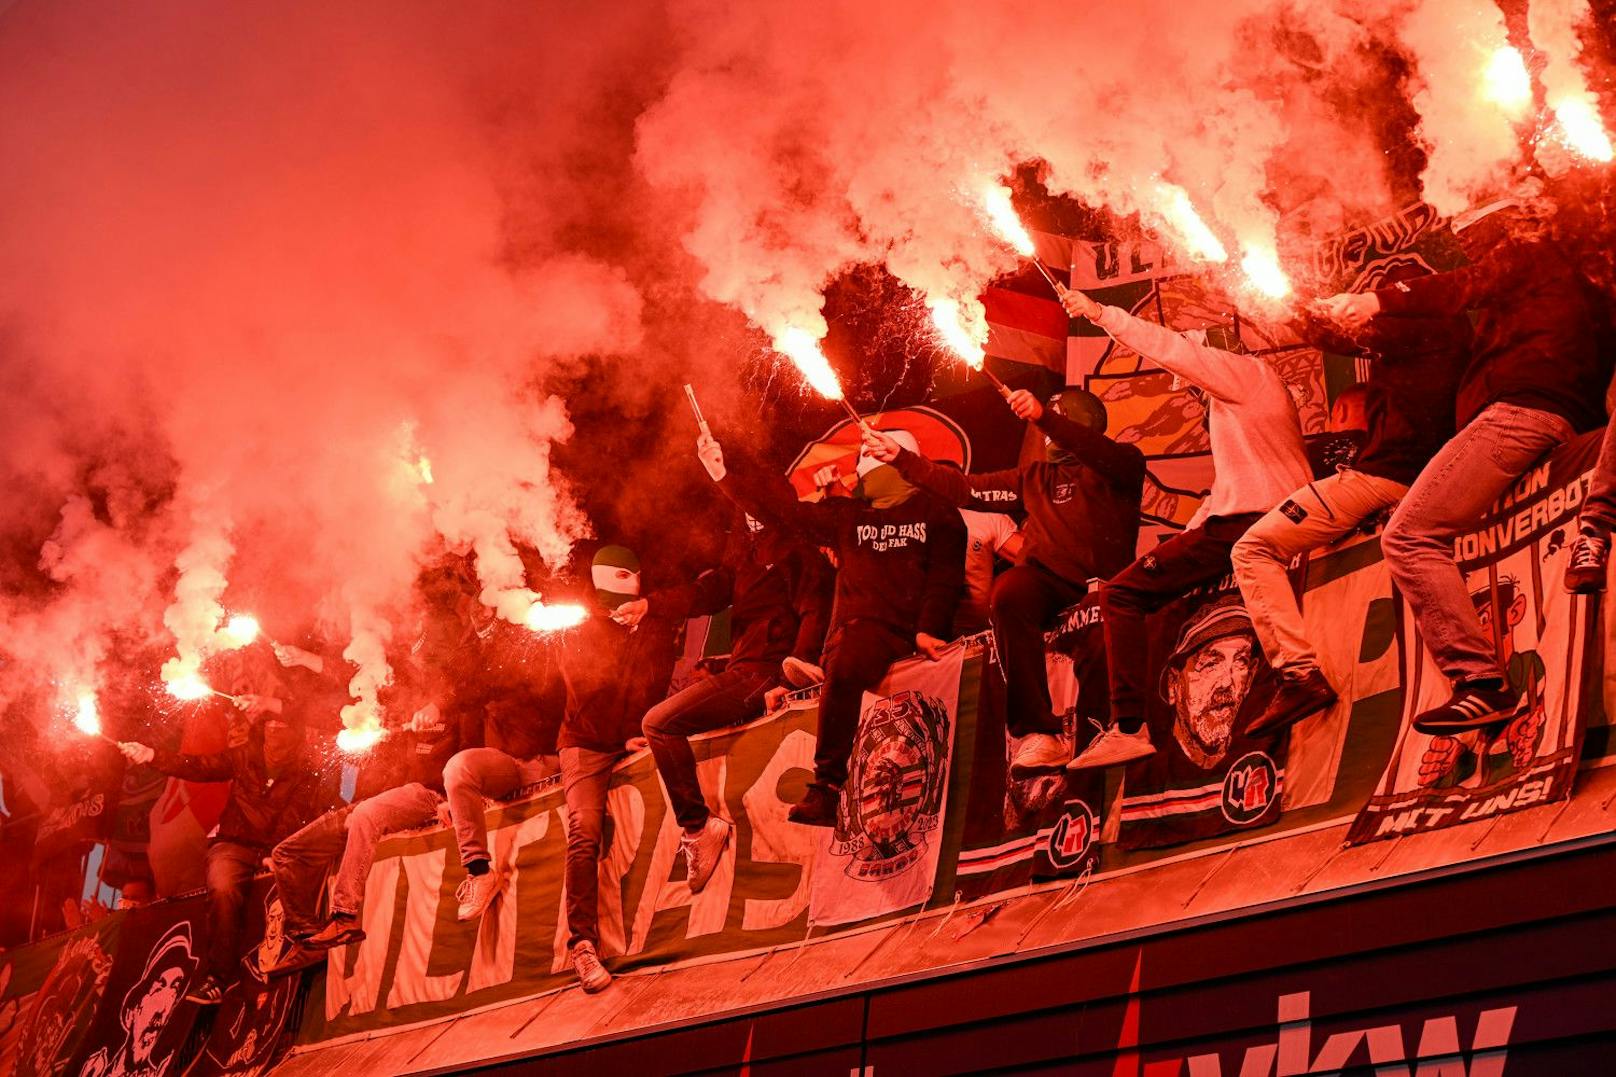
[1412,684,1520,735]
[1563,530,1609,594]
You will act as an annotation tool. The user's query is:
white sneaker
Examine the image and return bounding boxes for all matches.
[681,816,733,895]
[1067,725,1155,771]
[455,871,502,922]
[571,941,612,993]
[1010,733,1073,777]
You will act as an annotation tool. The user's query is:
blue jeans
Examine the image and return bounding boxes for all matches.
[643,666,774,829]
[1584,409,1616,536]
[270,782,441,933]
[1382,403,1573,684]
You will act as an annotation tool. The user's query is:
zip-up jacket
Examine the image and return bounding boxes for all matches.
[1372,238,1610,433]
[150,737,336,850]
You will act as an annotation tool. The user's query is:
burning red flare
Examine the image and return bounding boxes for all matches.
[73,692,101,737]
[525,601,589,633]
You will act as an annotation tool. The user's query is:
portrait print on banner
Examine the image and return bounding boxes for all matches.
[1119,587,1289,850]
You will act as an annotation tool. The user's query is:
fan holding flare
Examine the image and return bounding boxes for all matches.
[1059,284,1311,773]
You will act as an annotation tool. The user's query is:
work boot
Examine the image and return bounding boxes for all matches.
[1564,530,1609,594]
[1246,667,1338,737]
[1009,733,1074,777]
[455,869,503,922]
[681,816,733,894]
[301,916,366,951]
[787,782,842,828]
[571,941,612,993]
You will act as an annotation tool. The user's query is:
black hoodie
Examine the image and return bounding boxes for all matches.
[892,410,1144,586]
[648,512,832,675]
[719,460,965,641]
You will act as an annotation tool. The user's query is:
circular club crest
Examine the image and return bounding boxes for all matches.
[1045,800,1097,870]
[1221,751,1279,825]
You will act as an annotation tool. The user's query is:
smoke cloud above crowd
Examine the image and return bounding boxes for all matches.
[1,0,1609,746]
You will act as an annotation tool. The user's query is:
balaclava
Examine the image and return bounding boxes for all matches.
[1043,388,1108,465]
[854,428,920,508]
[591,545,641,610]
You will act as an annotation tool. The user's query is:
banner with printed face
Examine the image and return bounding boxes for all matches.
[1119,582,1290,850]
[809,647,963,926]
[1348,434,1604,844]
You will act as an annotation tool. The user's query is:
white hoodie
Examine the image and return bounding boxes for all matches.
[1095,305,1310,528]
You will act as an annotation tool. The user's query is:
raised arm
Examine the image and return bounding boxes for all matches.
[1033,409,1147,489]
[698,432,844,546]
[1090,304,1260,403]
[891,448,1023,511]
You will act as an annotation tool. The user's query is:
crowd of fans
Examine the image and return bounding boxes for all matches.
[89,182,1616,1006]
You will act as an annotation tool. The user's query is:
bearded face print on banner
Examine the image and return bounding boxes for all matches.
[1349,439,1603,844]
[1120,587,1288,850]
[77,919,197,1077]
[809,648,962,927]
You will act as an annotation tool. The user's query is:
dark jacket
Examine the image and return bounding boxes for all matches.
[1373,238,1610,434]
[556,611,679,754]
[649,513,832,676]
[150,734,336,851]
[720,461,966,640]
[1295,308,1472,485]
[892,411,1144,586]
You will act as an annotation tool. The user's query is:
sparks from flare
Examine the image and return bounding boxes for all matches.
[337,725,386,753]
[1481,46,1533,116]
[525,601,589,633]
[166,673,217,702]
[1155,184,1228,263]
[772,326,867,427]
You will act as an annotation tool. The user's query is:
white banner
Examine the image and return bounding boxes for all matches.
[810,646,964,927]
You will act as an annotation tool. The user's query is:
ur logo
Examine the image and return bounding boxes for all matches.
[1046,800,1097,870]
[1221,752,1279,825]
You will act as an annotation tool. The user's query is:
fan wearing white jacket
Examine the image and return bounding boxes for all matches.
[1061,289,1311,770]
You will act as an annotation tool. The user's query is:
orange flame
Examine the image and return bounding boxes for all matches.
[928,299,986,370]
[73,692,101,737]
[222,613,261,648]
[525,601,589,633]
[1155,184,1228,263]
[1240,247,1292,299]
[979,183,1036,257]
[166,673,213,701]
[773,327,845,400]
[336,724,386,753]
[1551,96,1615,162]
[1481,46,1533,116]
